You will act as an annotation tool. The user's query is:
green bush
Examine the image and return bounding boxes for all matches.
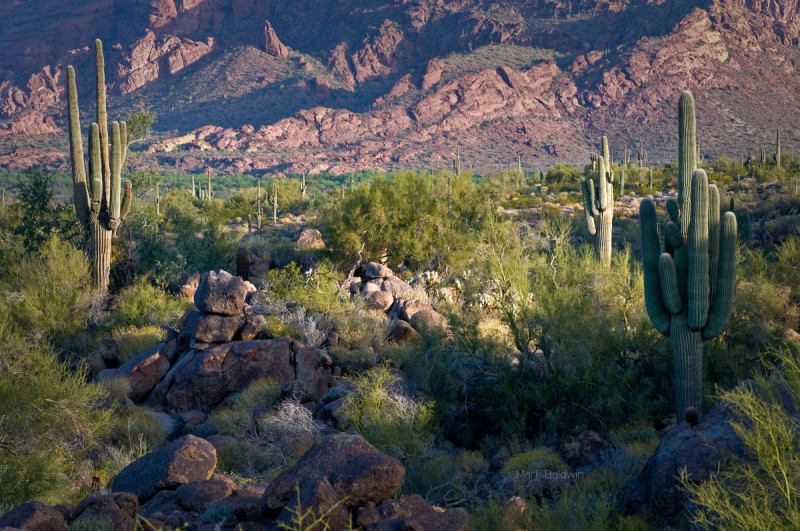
[105,277,189,330]
[0,333,111,505]
[682,344,800,530]
[342,365,435,460]
[2,236,92,344]
[320,171,489,271]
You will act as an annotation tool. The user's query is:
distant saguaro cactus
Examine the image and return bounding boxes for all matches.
[271,182,278,224]
[640,90,737,419]
[300,173,307,200]
[67,39,132,293]
[581,141,614,267]
[776,129,782,169]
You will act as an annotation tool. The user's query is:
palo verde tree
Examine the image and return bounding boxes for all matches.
[67,39,132,293]
[640,90,737,419]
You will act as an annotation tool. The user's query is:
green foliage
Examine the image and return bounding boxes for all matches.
[320,171,488,270]
[104,276,189,329]
[1,236,92,343]
[682,344,800,530]
[0,332,111,505]
[342,365,435,460]
[14,167,81,250]
[209,378,281,435]
[276,483,349,531]
[124,102,156,142]
[111,325,166,362]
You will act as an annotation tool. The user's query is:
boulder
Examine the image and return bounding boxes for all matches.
[363,262,393,280]
[0,502,67,531]
[175,479,234,513]
[261,433,405,517]
[365,290,394,312]
[264,20,289,59]
[95,343,170,402]
[296,228,326,250]
[194,270,249,316]
[181,311,245,344]
[180,271,202,299]
[380,276,414,299]
[238,314,267,341]
[388,319,419,343]
[621,399,748,519]
[294,347,335,399]
[390,299,432,322]
[111,435,217,501]
[275,476,350,531]
[71,492,139,531]
[356,494,468,530]
[164,339,295,411]
[410,309,448,333]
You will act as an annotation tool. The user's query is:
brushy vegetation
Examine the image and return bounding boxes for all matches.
[0,152,799,528]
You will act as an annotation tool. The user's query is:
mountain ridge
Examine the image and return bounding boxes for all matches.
[1,0,799,174]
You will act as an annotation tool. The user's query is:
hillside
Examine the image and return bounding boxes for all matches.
[1,0,799,175]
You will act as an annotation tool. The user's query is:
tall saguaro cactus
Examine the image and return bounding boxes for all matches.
[67,39,132,293]
[640,90,737,419]
[581,140,614,266]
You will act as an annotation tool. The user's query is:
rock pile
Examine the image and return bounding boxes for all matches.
[0,433,468,530]
[348,262,448,338]
[94,270,335,411]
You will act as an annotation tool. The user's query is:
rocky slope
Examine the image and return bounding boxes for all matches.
[1,0,799,174]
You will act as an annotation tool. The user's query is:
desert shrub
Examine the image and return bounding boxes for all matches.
[682,344,800,530]
[110,407,168,451]
[501,447,566,478]
[0,333,111,505]
[104,276,189,329]
[772,235,800,304]
[342,365,435,460]
[403,449,488,507]
[111,325,166,362]
[68,515,115,531]
[319,171,489,270]
[208,378,281,435]
[1,236,92,344]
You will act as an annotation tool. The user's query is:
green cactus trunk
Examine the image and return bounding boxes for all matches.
[272,182,278,224]
[191,175,196,198]
[581,145,614,267]
[648,169,653,188]
[640,90,737,420]
[67,39,132,294]
[776,129,782,169]
[300,173,307,200]
[619,170,625,196]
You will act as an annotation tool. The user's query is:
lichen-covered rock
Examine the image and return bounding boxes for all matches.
[95,343,171,402]
[194,270,249,316]
[111,435,217,501]
[261,433,405,517]
[0,502,67,531]
[164,339,295,411]
[71,492,139,531]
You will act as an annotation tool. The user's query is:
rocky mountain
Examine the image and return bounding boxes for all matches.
[1,0,799,174]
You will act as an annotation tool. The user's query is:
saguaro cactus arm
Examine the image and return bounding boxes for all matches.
[640,198,671,335]
[67,66,90,226]
[702,211,737,339]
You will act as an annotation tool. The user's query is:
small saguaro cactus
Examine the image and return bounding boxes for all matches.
[640,90,737,419]
[619,169,625,196]
[256,180,263,229]
[776,129,782,169]
[207,172,213,200]
[638,145,646,168]
[453,146,461,177]
[67,39,133,293]
[648,168,653,189]
[191,175,196,198]
[300,173,307,200]
[155,182,160,216]
[271,181,278,224]
[581,142,614,267]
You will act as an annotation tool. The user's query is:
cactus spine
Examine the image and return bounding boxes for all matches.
[67,39,132,293]
[640,90,737,419]
[581,140,614,267]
